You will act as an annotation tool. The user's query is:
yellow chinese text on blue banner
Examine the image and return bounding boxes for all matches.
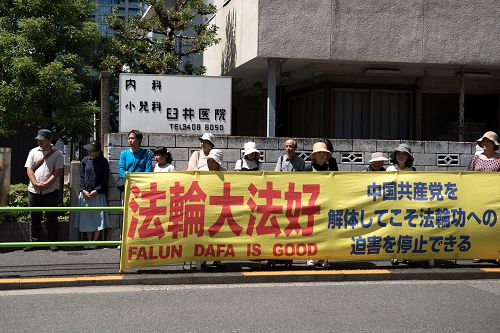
[119,171,500,270]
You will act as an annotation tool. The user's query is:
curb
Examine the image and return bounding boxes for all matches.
[1,268,500,291]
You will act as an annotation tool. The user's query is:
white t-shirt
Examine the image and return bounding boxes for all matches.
[386,164,413,171]
[235,159,259,171]
[154,163,175,172]
[197,153,209,171]
[25,146,64,194]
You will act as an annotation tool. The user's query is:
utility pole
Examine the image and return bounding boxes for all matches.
[100,71,111,146]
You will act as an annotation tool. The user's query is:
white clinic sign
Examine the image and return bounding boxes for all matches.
[119,74,231,134]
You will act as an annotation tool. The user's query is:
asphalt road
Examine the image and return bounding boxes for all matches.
[1,280,499,332]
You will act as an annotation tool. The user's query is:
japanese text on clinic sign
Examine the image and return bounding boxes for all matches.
[119,74,231,134]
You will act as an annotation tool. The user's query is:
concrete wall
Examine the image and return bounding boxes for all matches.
[205,0,500,73]
[204,0,259,75]
[103,133,477,238]
[259,0,500,65]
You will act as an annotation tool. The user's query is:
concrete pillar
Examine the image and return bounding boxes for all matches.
[68,161,80,241]
[266,58,277,137]
[100,71,111,145]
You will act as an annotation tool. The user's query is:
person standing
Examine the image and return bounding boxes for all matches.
[319,138,339,171]
[468,131,500,264]
[235,142,260,171]
[305,142,333,268]
[116,130,152,249]
[187,133,215,171]
[271,138,305,268]
[118,129,153,184]
[386,143,415,171]
[153,147,175,172]
[274,137,305,172]
[386,143,416,265]
[202,148,225,268]
[74,141,109,249]
[364,152,389,171]
[24,129,64,251]
[468,131,500,172]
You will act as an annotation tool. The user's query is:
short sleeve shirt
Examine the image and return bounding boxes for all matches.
[25,146,64,194]
[274,154,305,172]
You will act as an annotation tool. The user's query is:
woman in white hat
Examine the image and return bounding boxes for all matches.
[364,152,389,171]
[187,133,215,171]
[386,143,416,171]
[468,131,500,172]
[206,148,226,171]
[235,142,260,171]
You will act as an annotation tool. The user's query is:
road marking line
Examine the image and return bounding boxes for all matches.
[0,276,124,284]
[481,268,500,272]
[242,269,391,276]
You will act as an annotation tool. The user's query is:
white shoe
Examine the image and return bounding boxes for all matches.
[317,260,327,268]
[306,260,315,267]
[117,245,121,250]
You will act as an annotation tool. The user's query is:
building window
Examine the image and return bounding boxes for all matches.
[421,93,499,141]
[287,88,412,140]
[288,90,325,138]
[332,89,412,140]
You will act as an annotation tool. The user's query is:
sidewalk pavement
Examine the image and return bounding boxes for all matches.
[1,247,500,290]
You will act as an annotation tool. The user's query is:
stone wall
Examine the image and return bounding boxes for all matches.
[103,134,477,235]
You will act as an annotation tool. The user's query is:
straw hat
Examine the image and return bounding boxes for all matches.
[390,143,414,164]
[476,131,499,150]
[243,141,260,157]
[199,133,215,147]
[309,142,332,160]
[369,152,389,163]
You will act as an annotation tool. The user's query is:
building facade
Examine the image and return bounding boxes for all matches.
[93,0,148,36]
[203,0,500,141]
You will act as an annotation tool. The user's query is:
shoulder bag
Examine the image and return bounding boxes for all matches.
[117,149,146,191]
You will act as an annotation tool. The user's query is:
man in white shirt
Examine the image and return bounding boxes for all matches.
[24,129,64,251]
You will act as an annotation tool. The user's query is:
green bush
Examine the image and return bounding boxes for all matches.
[0,183,71,223]
[0,183,29,223]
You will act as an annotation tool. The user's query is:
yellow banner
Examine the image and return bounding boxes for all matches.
[120,171,500,270]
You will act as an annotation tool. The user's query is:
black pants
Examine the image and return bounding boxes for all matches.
[28,190,59,242]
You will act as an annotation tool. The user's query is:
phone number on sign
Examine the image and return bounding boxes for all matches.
[169,124,224,131]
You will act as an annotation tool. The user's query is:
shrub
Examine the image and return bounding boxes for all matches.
[0,183,71,223]
[0,183,29,223]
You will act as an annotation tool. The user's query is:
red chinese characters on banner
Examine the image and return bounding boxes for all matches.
[283,183,320,236]
[127,182,166,239]
[168,181,207,239]
[208,182,244,236]
[127,180,321,240]
[246,182,282,236]
[246,182,321,237]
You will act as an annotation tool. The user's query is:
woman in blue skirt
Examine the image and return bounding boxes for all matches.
[74,141,109,249]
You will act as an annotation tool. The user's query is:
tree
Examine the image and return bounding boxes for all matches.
[103,0,220,75]
[0,0,102,141]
